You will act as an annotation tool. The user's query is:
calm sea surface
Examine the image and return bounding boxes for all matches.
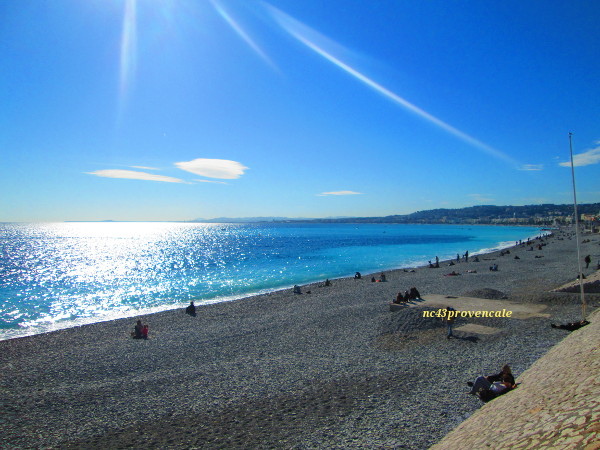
[0,222,543,340]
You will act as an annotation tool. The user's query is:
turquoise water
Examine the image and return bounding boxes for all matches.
[0,222,543,340]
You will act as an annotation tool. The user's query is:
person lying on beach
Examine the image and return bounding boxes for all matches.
[551,320,589,331]
[445,271,460,276]
[467,365,515,400]
[186,301,196,317]
[131,320,143,339]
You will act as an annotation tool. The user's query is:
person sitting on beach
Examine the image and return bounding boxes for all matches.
[409,287,421,300]
[473,256,480,262]
[186,301,196,317]
[354,272,362,279]
[551,320,589,331]
[293,285,302,294]
[131,319,143,339]
[394,292,404,304]
[324,279,331,286]
[489,264,498,271]
[379,273,387,282]
[467,365,515,400]
[142,324,149,339]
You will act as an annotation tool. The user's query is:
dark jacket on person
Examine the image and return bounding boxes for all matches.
[487,372,515,385]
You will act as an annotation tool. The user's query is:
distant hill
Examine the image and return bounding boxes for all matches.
[192,203,600,225]
[300,203,600,225]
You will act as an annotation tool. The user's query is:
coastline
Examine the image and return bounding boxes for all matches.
[0,224,547,342]
[1,228,599,448]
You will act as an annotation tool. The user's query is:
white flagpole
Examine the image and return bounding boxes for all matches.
[568,132,586,321]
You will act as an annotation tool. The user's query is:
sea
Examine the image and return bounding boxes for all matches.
[0,222,544,341]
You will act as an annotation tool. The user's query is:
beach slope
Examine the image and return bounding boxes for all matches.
[1,229,599,448]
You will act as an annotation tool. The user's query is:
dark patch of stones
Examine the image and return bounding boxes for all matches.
[463,288,508,300]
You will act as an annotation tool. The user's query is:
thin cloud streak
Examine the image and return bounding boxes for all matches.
[318,190,363,196]
[196,179,228,184]
[87,169,186,183]
[266,4,518,167]
[131,166,160,170]
[518,164,543,171]
[211,0,279,72]
[468,193,494,203]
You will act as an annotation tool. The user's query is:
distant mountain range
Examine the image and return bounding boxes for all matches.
[192,203,600,225]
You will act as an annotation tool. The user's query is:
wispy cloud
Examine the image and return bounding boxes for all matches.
[131,165,159,170]
[265,3,519,168]
[317,190,363,196]
[175,158,248,179]
[196,179,228,184]
[87,169,186,183]
[518,164,543,171]
[559,142,600,167]
[210,0,279,72]
[468,193,494,203]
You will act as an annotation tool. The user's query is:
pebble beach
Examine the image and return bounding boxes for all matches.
[1,228,599,449]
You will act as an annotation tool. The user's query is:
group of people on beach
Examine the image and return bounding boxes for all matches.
[467,364,516,402]
[393,287,421,303]
[429,252,481,268]
[370,273,387,282]
[131,320,149,339]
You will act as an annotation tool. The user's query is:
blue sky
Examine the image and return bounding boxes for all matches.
[1,0,599,222]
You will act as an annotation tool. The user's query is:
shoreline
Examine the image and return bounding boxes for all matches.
[2,228,599,448]
[0,225,548,342]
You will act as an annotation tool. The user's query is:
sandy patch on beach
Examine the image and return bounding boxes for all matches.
[454,324,501,335]
[407,294,551,319]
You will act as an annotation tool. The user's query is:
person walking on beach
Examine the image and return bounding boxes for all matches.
[445,306,455,339]
[584,255,591,269]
